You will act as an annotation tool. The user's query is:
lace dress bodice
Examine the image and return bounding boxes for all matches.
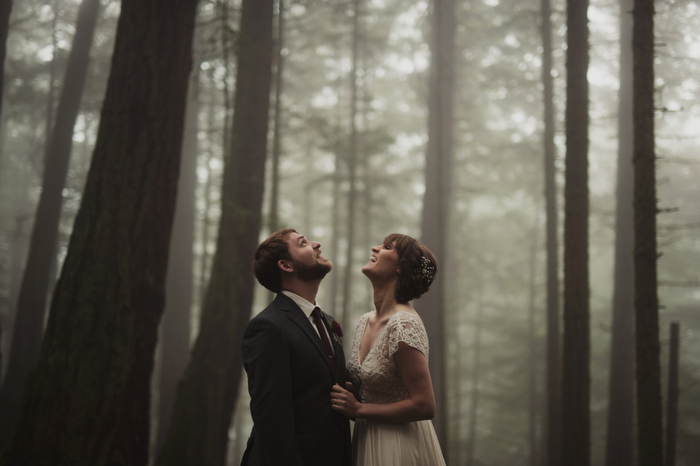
[347,311,429,404]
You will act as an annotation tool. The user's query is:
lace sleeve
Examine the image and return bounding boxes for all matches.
[386,312,429,362]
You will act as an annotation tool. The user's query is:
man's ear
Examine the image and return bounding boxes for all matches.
[278,259,293,273]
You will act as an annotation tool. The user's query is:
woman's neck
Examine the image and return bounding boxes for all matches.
[372,282,399,318]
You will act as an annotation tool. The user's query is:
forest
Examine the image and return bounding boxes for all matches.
[0,0,698,465]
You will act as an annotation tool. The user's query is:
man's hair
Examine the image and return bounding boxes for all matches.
[253,228,297,292]
[383,233,438,303]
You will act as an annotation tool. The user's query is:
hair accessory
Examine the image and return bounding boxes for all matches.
[413,255,435,283]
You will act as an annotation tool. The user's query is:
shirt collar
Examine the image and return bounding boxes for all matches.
[281,290,317,319]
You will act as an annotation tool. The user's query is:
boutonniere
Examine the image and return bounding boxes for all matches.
[325,316,343,346]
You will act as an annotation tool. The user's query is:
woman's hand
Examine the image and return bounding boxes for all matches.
[330,383,362,418]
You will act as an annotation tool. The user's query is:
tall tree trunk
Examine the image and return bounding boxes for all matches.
[418,0,455,446]
[155,2,274,465]
[541,0,561,464]
[633,1,662,465]
[156,67,200,454]
[0,0,198,462]
[0,0,13,120]
[268,0,285,233]
[466,286,483,466]
[528,217,540,466]
[665,322,679,466]
[604,1,636,465]
[341,0,360,336]
[561,1,590,466]
[0,0,101,447]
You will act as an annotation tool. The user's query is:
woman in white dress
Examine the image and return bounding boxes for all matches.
[330,233,446,466]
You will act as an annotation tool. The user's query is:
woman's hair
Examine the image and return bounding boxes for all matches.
[253,228,297,292]
[383,233,438,303]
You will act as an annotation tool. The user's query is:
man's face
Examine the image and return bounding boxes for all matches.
[284,232,332,282]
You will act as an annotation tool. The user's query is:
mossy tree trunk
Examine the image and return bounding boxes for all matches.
[155,1,274,465]
[0,0,198,463]
[0,0,101,447]
[561,1,590,466]
[633,1,663,465]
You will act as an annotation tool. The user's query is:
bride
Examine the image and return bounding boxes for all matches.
[330,233,446,466]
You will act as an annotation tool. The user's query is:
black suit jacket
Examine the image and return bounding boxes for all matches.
[240,293,351,466]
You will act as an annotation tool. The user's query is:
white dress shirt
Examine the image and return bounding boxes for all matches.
[281,290,334,355]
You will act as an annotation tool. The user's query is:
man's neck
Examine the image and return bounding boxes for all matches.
[281,278,321,305]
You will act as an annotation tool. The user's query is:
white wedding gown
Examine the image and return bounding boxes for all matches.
[347,311,447,466]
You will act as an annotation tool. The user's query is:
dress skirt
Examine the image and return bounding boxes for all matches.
[352,418,447,466]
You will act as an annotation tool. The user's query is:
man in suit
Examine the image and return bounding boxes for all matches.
[241,228,351,466]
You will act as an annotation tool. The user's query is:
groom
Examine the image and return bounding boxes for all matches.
[240,229,351,466]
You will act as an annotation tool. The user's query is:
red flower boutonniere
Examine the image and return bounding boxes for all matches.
[325,316,343,346]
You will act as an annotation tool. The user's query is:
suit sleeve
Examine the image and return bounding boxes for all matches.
[242,317,304,466]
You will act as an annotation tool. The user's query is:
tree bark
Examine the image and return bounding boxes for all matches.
[155,67,200,454]
[0,0,13,119]
[0,0,198,462]
[561,1,590,466]
[418,0,456,446]
[268,0,285,234]
[541,0,561,464]
[0,0,101,447]
[604,2,636,465]
[155,1,274,465]
[665,322,679,466]
[633,2,663,465]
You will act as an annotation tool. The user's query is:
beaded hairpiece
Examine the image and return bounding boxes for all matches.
[413,255,435,283]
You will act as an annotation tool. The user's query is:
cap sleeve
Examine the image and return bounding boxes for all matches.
[386,312,429,362]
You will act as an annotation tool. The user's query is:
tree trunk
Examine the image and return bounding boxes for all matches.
[541,0,561,464]
[633,2,662,465]
[0,0,198,462]
[155,67,200,454]
[268,0,285,234]
[665,322,679,466]
[466,286,483,466]
[418,0,455,446]
[0,0,101,447]
[528,218,541,466]
[561,0,590,466]
[155,1,274,465]
[0,0,13,119]
[341,0,361,336]
[604,1,636,465]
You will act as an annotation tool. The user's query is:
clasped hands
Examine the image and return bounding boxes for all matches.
[330,383,362,418]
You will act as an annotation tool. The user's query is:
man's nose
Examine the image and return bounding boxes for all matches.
[312,241,321,249]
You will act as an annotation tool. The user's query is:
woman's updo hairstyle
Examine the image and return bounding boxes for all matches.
[384,233,438,303]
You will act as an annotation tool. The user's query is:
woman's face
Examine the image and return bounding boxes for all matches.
[361,241,400,280]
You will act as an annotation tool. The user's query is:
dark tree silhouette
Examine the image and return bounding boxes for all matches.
[156,69,200,453]
[0,0,198,462]
[604,1,636,465]
[633,1,663,465]
[561,0,590,466]
[0,0,11,118]
[155,1,275,465]
[0,0,101,447]
[418,0,456,446]
[268,0,286,234]
[665,322,680,466]
[540,0,561,463]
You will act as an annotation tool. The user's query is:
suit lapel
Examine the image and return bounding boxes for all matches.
[277,294,335,376]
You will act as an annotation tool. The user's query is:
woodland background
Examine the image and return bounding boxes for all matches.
[0,0,698,465]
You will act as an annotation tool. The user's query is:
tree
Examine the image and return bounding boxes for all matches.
[0,0,12,117]
[540,0,561,463]
[155,1,275,464]
[0,0,101,447]
[418,0,456,446]
[268,0,286,234]
[156,67,200,453]
[633,0,663,465]
[665,322,680,466]
[0,0,198,462]
[561,1,590,466]
[604,1,636,465]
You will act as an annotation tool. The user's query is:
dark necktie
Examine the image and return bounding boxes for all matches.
[311,307,334,365]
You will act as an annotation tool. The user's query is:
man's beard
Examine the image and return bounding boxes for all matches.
[295,259,332,282]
